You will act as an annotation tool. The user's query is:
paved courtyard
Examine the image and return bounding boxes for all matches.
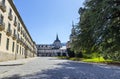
[0,57,120,79]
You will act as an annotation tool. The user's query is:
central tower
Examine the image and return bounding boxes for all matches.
[53,34,62,49]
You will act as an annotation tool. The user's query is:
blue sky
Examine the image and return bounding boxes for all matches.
[14,0,84,44]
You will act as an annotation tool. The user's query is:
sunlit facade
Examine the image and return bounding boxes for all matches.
[37,35,68,57]
[0,0,37,61]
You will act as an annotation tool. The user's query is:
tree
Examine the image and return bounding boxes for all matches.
[67,48,75,57]
[70,0,120,61]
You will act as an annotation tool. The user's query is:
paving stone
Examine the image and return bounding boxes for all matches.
[0,57,120,79]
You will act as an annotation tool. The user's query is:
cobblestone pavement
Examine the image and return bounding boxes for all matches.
[0,57,120,79]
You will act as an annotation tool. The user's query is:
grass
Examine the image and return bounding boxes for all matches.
[58,56,113,63]
[58,56,69,59]
[69,57,82,61]
[58,56,120,66]
[82,57,112,63]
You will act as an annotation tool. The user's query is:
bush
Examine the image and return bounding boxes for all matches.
[75,51,83,58]
[103,51,120,61]
[67,48,75,57]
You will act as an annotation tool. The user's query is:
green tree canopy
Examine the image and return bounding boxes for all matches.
[70,0,120,61]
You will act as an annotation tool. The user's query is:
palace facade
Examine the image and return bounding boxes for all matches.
[0,0,37,61]
[37,35,68,57]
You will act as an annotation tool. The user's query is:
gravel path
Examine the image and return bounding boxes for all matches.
[0,57,120,79]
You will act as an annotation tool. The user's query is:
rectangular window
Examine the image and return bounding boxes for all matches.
[0,14,4,23]
[2,0,5,5]
[20,46,21,54]
[14,16,16,22]
[8,23,11,31]
[9,8,12,14]
[22,48,24,55]
[6,38,9,50]
[18,34,19,39]
[18,23,20,31]
[12,42,15,52]
[16,45,19,53]
[14,29,16,35]
[0,33,1,45]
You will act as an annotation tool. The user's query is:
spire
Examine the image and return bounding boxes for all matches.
[53,34,61,49]
[56,34,59,41]
[54,34,60,42]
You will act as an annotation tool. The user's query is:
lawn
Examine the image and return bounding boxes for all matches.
[82,57,112,63]
[58,56,120,66]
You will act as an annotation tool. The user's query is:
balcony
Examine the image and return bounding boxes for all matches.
[8,13,13,21]
[6,29,12,36]
[0,2,6,12]
[17,37,21,43]
[0,21,5,31]
[12,34,17,40]
[14,21,17,26]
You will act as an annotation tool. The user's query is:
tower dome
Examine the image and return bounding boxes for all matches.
[53,34,62,49]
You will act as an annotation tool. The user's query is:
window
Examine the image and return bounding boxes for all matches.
[14,29,16,35]
[16,45,19,53]
[9,8,12,14]
[18,23,20,31]
[18,34,19,39]
[20,46,21,54]
[8,8,13,20]
[22,48,24,55]
[14,16,17,25]
[14,16,16,22]
[2,0,5,5]
[12,42,15,52]
[0,0,6,12]
[6,38,9,50]
[0,14,4,23]
[8,23,11,31]
[0,33,1,45]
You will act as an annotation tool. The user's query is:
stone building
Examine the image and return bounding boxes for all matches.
[0,0,37,61]
[53,34,62,49]
[37,35,68,57]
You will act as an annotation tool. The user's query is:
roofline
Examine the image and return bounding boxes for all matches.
[8,0,34,43]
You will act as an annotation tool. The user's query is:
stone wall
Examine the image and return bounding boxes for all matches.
[0,51,25,62]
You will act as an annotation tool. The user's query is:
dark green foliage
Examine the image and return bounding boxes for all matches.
[62,53,67,56]
[70,0,120,61]
[57,52,61,56]
[75,51,83,58]
[67,48,75,57]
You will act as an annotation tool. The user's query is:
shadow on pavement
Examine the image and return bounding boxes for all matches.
[2,75,21,79]
[2,61,120,79]
[0,64,24,67]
